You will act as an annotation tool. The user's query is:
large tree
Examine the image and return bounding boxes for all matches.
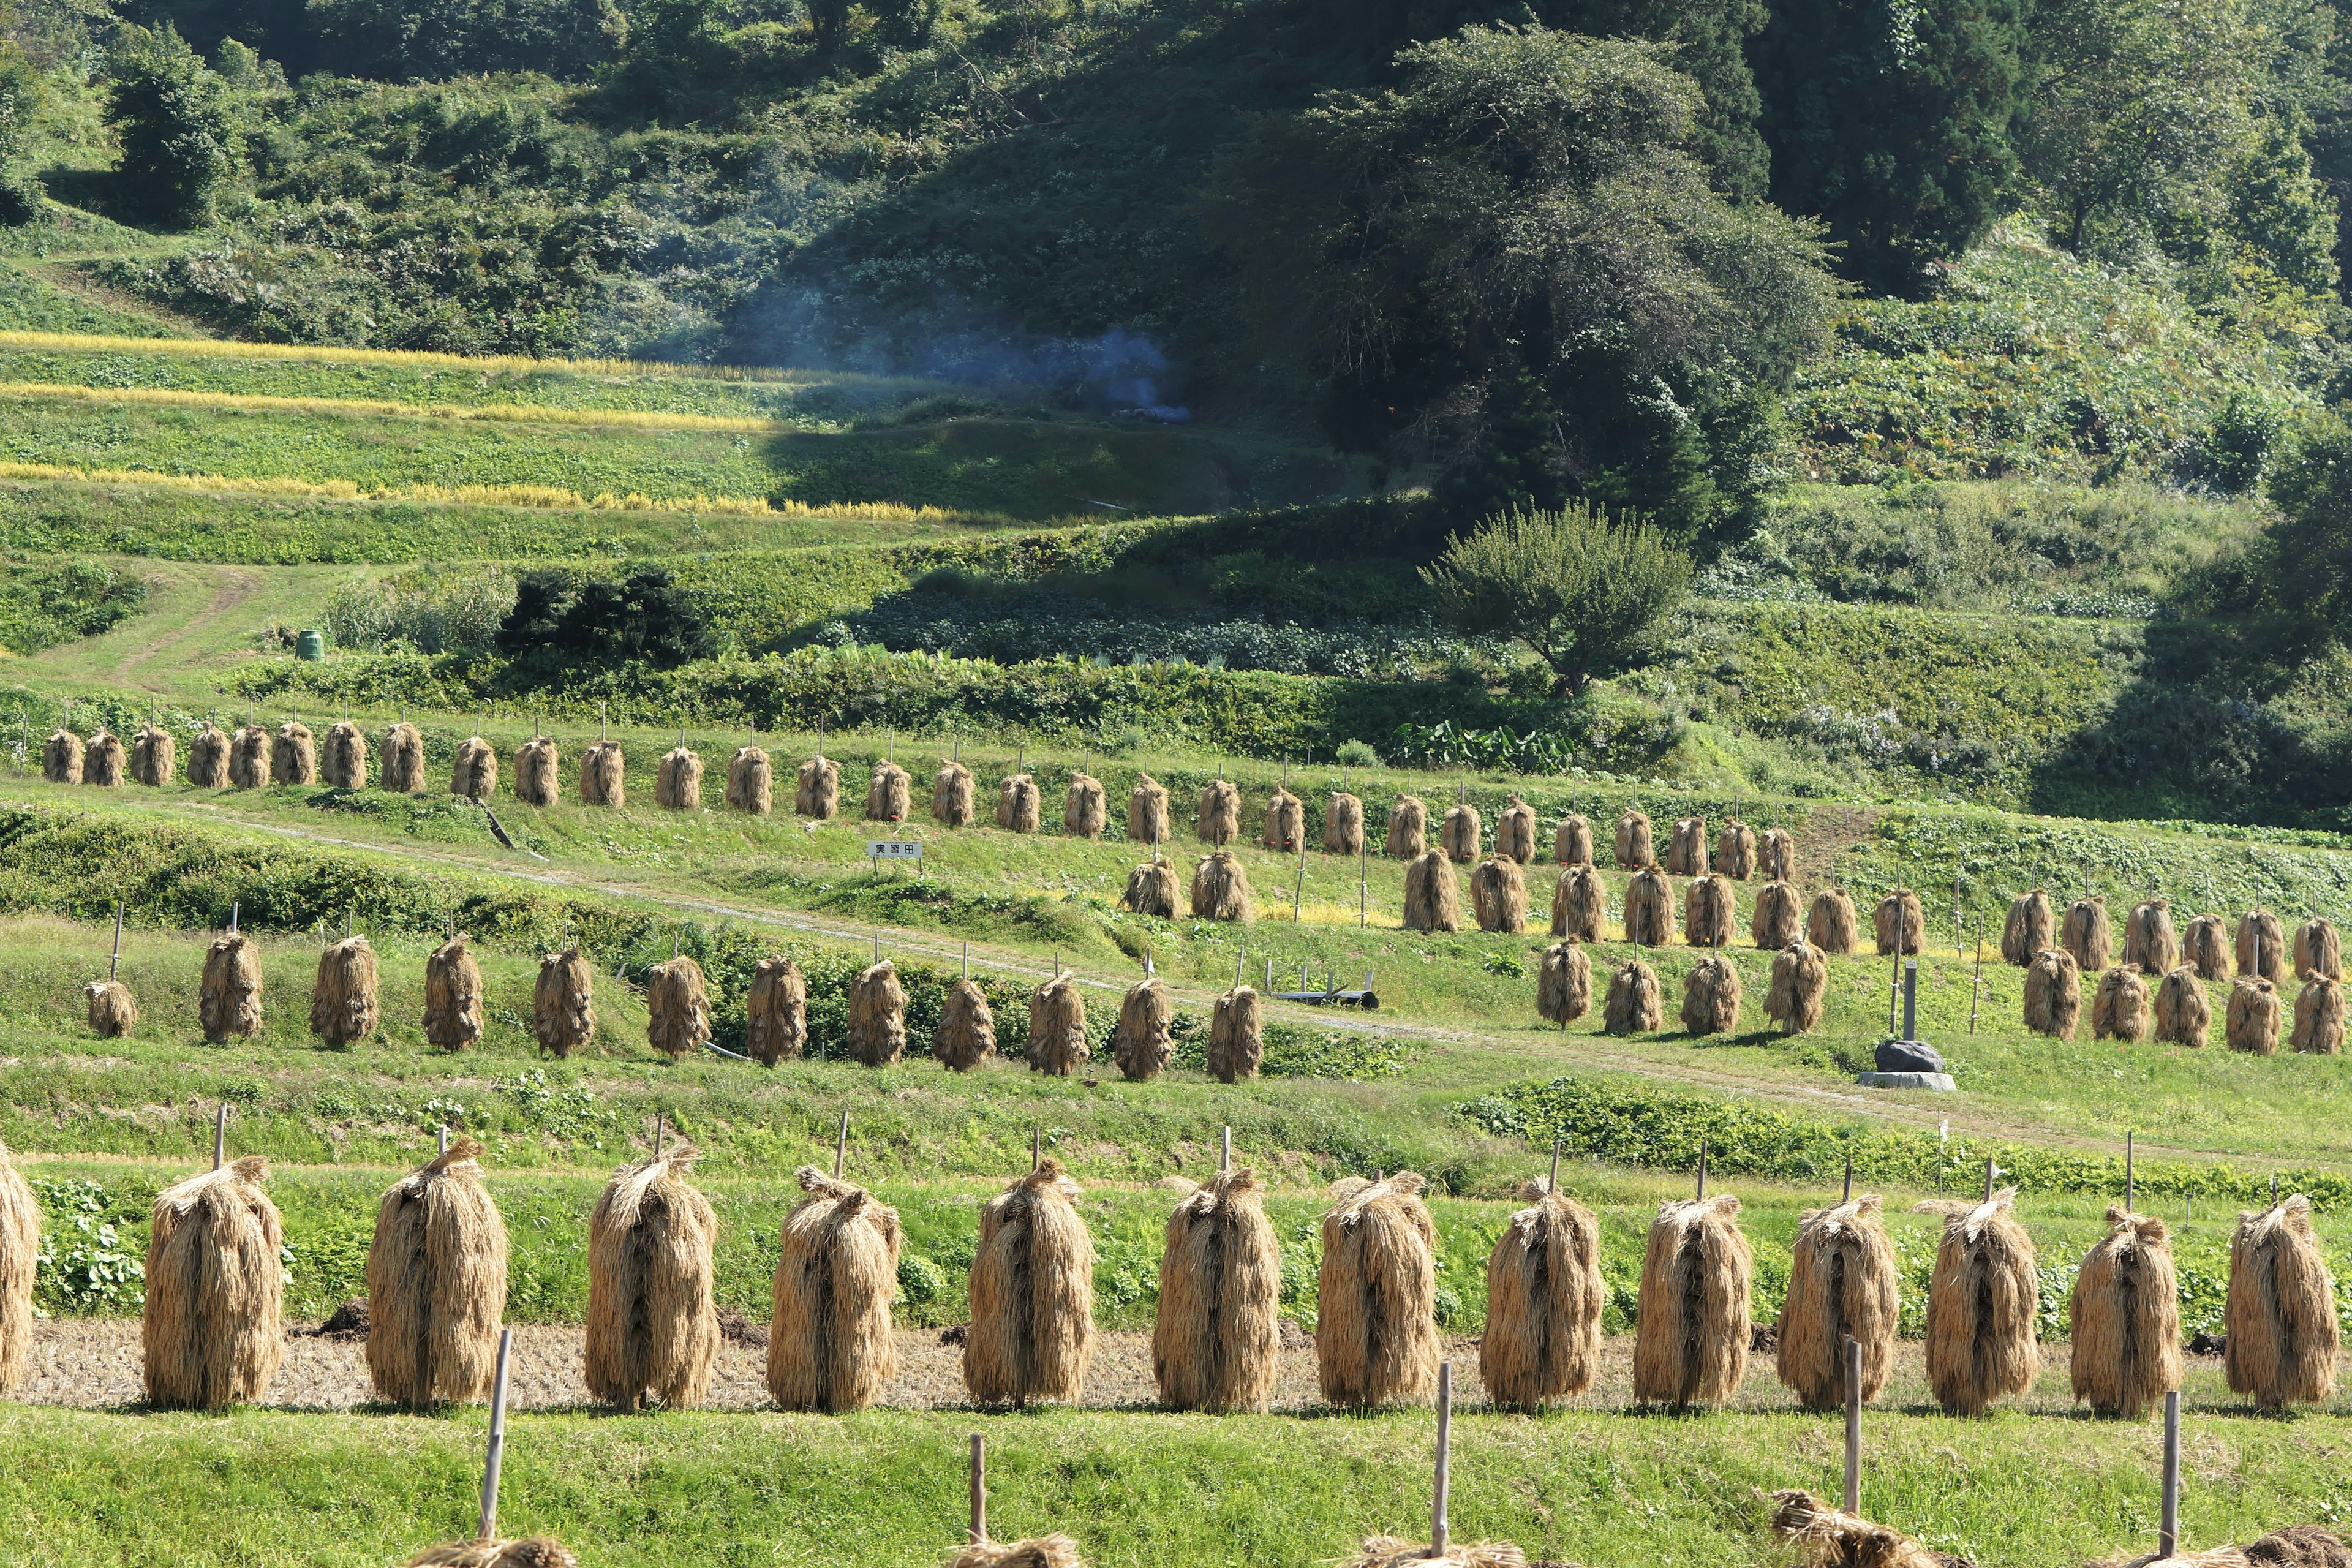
[104,24,238,231]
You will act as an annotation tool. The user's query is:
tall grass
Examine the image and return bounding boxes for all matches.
[0,377,793,432]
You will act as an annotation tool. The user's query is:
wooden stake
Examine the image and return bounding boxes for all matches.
[229,900,239,935]
[1843,1335,1863,1515]
[2125,1132,2135,1213]
[1984,1155,1996,1205]
[1696,1142,1708,1201]
[969,1433,987,1545]
[1969,934,1984,1035]
[1359,838,1368,929]
[2158,1389,2181,1558]
[213,1103,227,1170]
[835,1110,850,1179]
[1221,1126,1231,1173]
[439,1125,449,1157]
[962,941,970,980]
[654,1114,665,1158]
[1842,1150,1853,1205]
[1294,837,1307,923]
[1031,1126,1041,1171]
[1430,1360,1453,1559]
[109,899,123,982]
[477,1327,514,1542]
[1547,1136,1561,1195]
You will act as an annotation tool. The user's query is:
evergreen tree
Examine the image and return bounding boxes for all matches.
[104,25,238,230]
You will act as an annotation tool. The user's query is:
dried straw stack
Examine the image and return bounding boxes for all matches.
[2296,918,2342,981]
[1340,1541,1526,1568]
[1470,856,1526,933]
[796,753,840,818]
[965,1159,1096,1406]
[1128,774,1170,844]
[1494,796,1536,863]
[1752,880,1803,949]
[1714,820,1755,880]
[2227,974,2282,1054]
[1387,846,1463,937]
[2025,948,2082,1039]
[1768,1492,1969,1568]
[585,1142,720,1412]
[84,729,124,786]
[1604,959,1662,1034]
[2068,1207,2180,1420]
[1316,1173,1440,1408]
[846,959,907,1066]
[2224,1194,2339,1411]
[228,722,270,788]
[366,1137,508,1408]
[1679,953,1743,1035]
[2064,896,2113,972]
[1623,866,1675,946]
[2005,890,2055,965]
[2182,913,2231,979]
[1632,1194,1751,1408]
[1757,827,1795,883]
[1665,815,1706,876]
[1026,970,1088,1077]
[323,721,367,789]
[85,975,136,1037]
[200,932,265,1041]
[1208,978,1262,1082]
[1153,1167,1281,1413]
[657,744,703,810]
[1111,971,1175,1081]
[726,745,772,815]
[532,947,594,1058]
[131,722,176,786]
[1386,794,1428,858]
[1064,771,1107,838]
[933,759,975,827]
[867,759,911,823]
[1777,1195,1898,1411]
[0,1143,34,1395]
[1809,888,1858,955]
[2092,965,2151,1043]
[311,934,380,1048]
[1767,939,1829,1033]
[937,977,995,1071]
[452,734,497,801]
[1190,850,1253,921]
[766,1167,901,1413]
[404,1541,579,1567]
[42,726,82,783]
[1120,856,1179,917]
[1262,787,1303,852]
[1537,939,1591,1026]
[2294,976,2345,1054]
[188,720,230,786]
[424,935,484,1051]
[1441,801,1482,864]
[2239,910,2286,982]
[1616,807,1653,870]
[1875,889,1924,956]
[273,720,317,783]
[143,1156,284,1409]
[1684,874,1735,948]
[1325,791,1365,855]
[997,771,1042,832]
[2155,966,2211,1047]
[747,956,808,1066]
[1920,1187,2038,1415]
[1481,1176,1603,1408]
[381,720,426,794]
[580,739,626,807]
[1554,812,1594,866]
[2127,900,2179,975]
[1196,777,1239,844]
[1551,864,1605,941]
[646,955,712,1060]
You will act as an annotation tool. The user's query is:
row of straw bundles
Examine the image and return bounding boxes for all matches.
[2021,951,2340,1052]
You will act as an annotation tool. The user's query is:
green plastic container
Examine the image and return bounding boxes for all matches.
[295,629,326,662]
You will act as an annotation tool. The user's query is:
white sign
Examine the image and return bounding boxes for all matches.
[866,840,924,861]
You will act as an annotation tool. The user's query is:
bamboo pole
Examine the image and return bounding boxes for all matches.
[1430,1360,1453,1559]
[213,1104,227,1170]
[477,1328,514,1541]
[109,899,123,981]
[1843,1335,1862,1515]
[2158,1389,2181,1557]
[835,1110,850,1180]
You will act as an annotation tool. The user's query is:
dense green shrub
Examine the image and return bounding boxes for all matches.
[103,26,239,230]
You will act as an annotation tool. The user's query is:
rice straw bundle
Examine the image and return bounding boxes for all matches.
[1752,880,1803,949]
[1120,856,1179,918]
[2025,948,2081,1039]
[0,1144,31,1395]
[1920,1187,2038,1415]
[1551,864,1606,941]
[2004,890,2054,966]
[2064,897,2112,973]
[2238,910,2286,982]
[1768,1491,1965,1568]
[1757,827,1796,883]
[1153,1167,1281,1413]
[936,978,995,1071]
[2068,1207,2180,1420]
[581,739,627,806]
[656,745,703,810]
[584,1143,719,1412]
[1665,815,1706,876]
[1403,850,1461,933]
[1714,820,1755,880]
[2091,965,2151,1043]
[2182,914,2231,979]
[1316,1172,1440,1408]
[1684,874,1735,948]
[85,977,136,1037]
[130,723,176,786]
[451,734,496,800]
[1554,813,1594,866]
[932,760,975,827]
[866,760,911,823]
[1261,787,1303,852]
[1680,952,1743,1035]
[2125,900,2179,976]
[269,720,316,786]
[228,723,270,788]
[2294,978,2345,1054]
[1494,796,1536,863]
[381,720,425,794]
[144,1156,285,1409]
[403,1542,579,1568]
[1064,772,1107,838]
[997,772,1041,832]
[747,956,808,1065]
[1623,866,1675,946]
[1632,1194,1751,1407]
[1441,802,1481,863]
[200,933,264,1041]
[1777,1196,1898,1411]
[965,1159,1095,1405]
[1470,856,1526,933]
[1325,791,1365,855]
[1196,778,1239,844]
[1110,973,1174,1081]
[365,1137,508,1408]
[1767,939,1829,1033]
[846,960,907,1066]
[188,722,230,786]
[424,935,484,1050]
[1026,971,1088,1077]
[1875,889,1924,957]
[311,934,380,1048]
[1128,774,1170,843]
[1537,939,1591,1025]
[532,947,594,1058]
[2228,976,2282,1055]
[796,754,839,818]
[2155,966,2211,1047]
[1190,850,1253,921]
[1386,794,1427,858]
[1340,1540,1526,1568]
[1208,981,1262,1082]
[84,729,124,786]
[41,726,81,783]
[1604,959,1662,1034]
[2223,1195,2339,1411]
[1481,1177,1603,1407]
[766,1167,901,1412]
[2295,918,2342,982]
[725,746,772,815]
[515,736,561,804]
[646,956,711,1061]
[323,721,366,789]
[1809,888,1858,955]
[940,1537,1085,1568]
